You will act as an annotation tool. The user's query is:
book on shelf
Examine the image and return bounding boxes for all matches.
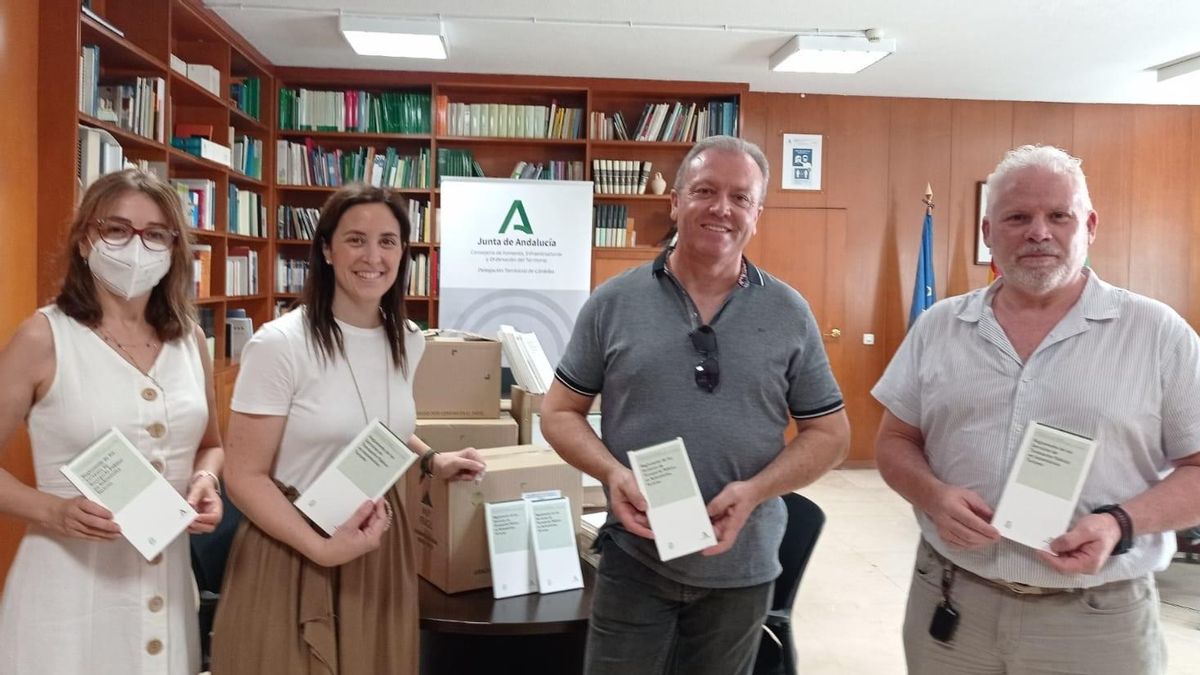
[277,205,320,240]
[225,246,259,296]
[96,76,166,142]
[191,244,212,299]
[230,76,261,120]
[279,88,431,134]
[225,309,253,363]
[436,148,483,180]
[276,139,430,188]
[591,159,653,195]
[170,178,216,230]
[77,125,123,189]
[169,54,188,77]
[185,63,221,98]
[445,100,583,139]
[509,160,585,181]
[171,136,231,167]
[592,204,634,248]
[79,45,100,118]
[275,255,309,294]
[231,131,263,179]
[228,186,266,237]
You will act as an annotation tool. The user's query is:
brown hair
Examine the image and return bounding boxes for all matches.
[301,183,414,372]
[56,169,196,342]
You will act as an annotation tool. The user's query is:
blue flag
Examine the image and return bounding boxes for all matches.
[909,211,936,329]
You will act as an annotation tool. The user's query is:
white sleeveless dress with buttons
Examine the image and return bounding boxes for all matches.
[0,306,207,674]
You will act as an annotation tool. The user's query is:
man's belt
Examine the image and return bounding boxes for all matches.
[923,540,1078,597]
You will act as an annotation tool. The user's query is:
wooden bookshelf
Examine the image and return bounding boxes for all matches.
[39,0,275,396]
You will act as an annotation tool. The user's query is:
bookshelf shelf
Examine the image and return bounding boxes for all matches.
[78,114,170,154]
[227,233,269,244]
[226,294,269,302]
[276,238,314,246]
[80,16,169,72]
[189,228,223,239]
[593,193,672,201]
[590,140,695,150]
[168,147,233,173]
[277,130,432,142]
[169,69,230,109]
[229,106,268,133]
[229,172,266,189]
[436,136,586,147]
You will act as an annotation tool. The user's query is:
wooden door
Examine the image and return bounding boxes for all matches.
[743,208,847,436]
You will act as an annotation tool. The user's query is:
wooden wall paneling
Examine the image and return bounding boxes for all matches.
[947,100,1014,297]
[1071,105,1135,288]
[1,0,41,589]
[1011,101,1074,152]
[1128,107,1193,315]
[885,99,953,351]
[740,92,768,157]
[822,96,891,462]
[761,94,828,209]
[1190,108,1200,328]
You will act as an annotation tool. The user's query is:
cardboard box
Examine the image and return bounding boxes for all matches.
[410,445,583,593]
[415,416,518,452]
[510,385,545,444]
[413,334,501,419]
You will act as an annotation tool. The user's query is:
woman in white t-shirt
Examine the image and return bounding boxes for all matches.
[210,184,485,675]
[0,169,224,674]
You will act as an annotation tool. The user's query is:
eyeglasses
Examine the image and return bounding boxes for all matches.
[689,325,719,393]
[93,217,178,252]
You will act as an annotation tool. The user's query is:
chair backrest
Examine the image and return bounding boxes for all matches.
[771,492,825,612]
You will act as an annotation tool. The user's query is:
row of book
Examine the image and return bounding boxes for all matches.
[232,134,264,180]
[276,139,432,189]
[229,186,267,238]
[593,204,634,247]
[408,250,439,298]
[230,76,262,120]
[437,148,484,179]
[192,244,212,299]
[497,325,554,395]
[196,307,254,363]
[278,88,432,134]
[592,159,653,195]
[171,178,216,230]
[169,55,220,98]
[509,160,585,181]
[275,256,308,294]
[276,201,436,243]
[78,125,166,189]
[226,247,260,296]
[437,97,584,139]
[594,99,740,142]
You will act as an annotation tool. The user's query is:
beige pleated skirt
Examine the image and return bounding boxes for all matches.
[209,484,419,675]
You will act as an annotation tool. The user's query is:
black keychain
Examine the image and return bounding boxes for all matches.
[928,563,960,643]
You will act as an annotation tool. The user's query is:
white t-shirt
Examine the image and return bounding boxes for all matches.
[231,307,425,491]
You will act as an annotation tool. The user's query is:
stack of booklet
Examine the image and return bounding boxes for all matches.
[497,324,554,394]
[577,511,607,568]
[485,493,585,599]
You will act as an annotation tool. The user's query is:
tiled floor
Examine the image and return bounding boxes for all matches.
[793,469,1200,674]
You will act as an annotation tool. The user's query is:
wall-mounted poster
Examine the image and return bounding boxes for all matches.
[781,133,822,191]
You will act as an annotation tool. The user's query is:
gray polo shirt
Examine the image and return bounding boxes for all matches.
[556,249,843,588]
[872,269,1200,588]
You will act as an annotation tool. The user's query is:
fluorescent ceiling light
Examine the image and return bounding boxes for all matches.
[770,34,895,74]
[1156,53,1200,83]
[339,15,448,59]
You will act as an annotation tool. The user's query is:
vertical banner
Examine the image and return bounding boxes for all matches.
[439,177,593,368]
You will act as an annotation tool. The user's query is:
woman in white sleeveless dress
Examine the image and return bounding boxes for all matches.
[0,169,224,674]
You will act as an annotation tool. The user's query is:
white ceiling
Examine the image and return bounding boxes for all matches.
[206,0,1200,105]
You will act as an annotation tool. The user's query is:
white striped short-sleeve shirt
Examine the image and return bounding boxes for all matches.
[873,269,1200,588]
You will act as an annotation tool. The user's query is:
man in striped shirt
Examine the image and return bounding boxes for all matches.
[873,144,1200,674]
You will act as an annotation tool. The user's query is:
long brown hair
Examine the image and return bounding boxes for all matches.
[301,183,414,372]
[56,169,196,342]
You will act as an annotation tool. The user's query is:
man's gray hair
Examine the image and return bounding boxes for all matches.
[985,145,1093,219]
[674,135,770,202]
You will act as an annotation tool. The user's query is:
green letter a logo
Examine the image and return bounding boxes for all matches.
[499,200,533,235]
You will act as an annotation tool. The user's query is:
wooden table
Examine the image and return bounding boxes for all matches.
[418,564,595,674]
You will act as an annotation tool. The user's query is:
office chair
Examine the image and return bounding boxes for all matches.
[753,492,825,675]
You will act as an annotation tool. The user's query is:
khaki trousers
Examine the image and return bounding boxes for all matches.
[903,540,1166,675]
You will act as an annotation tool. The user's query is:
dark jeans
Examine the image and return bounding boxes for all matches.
[584,541,772,675]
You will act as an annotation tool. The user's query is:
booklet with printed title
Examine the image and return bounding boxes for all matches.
[485,499,539,599]
[992,421,1099,551]
[296,418,419,536]
[60,428,197,561]
[627,437,716,562]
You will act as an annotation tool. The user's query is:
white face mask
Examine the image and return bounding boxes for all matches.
[87,236,172,299]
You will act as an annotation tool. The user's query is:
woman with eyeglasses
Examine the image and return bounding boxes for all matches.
[0,169,224,674]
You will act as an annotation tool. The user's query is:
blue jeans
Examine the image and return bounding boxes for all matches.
[584,540,773,675]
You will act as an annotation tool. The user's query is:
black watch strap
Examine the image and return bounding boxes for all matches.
[1092,504,1133,555]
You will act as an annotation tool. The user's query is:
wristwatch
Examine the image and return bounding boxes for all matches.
[1092,504,1133,555]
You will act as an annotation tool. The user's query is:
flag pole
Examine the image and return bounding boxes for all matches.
[923,182,934,212]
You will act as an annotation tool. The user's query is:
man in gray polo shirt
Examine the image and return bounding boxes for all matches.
[873,144,1200,674]
[542,135,849,675]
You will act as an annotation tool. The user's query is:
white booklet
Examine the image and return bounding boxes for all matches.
[485,500,539,599]
[529,496,584,593]
[992,421,1099,551]
[296,418,418,536]
[627,437,716,561]
[60,428,197,561]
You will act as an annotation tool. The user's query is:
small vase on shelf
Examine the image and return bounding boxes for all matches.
[649,172,667,195]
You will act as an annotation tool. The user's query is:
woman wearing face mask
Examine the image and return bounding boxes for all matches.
[209,184,485,675]
[0,169,224,674]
